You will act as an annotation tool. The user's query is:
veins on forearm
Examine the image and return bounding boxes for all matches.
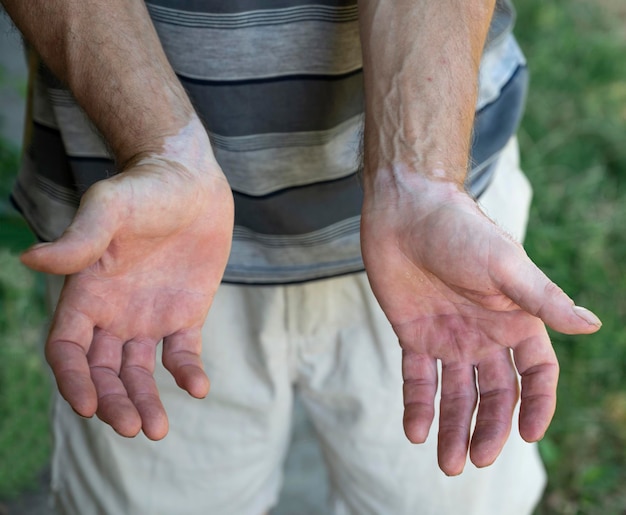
[358,0,494,185]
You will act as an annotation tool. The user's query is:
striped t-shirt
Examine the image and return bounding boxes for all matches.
[12,0,528,284]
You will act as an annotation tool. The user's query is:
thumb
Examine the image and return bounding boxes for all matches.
[21,185,119,275]
[494,244,601,335]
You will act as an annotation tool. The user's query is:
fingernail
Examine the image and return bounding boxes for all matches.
[573,306,602,327]
[27,242,52,251]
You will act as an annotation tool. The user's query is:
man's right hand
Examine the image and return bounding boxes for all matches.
[3,0,235,440]
[21,126,234,441]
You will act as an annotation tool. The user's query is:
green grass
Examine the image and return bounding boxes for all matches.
[514,0,626,512]
[0,137,51,500]
[0,137,35,253]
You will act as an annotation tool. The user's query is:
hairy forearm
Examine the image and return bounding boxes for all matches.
[2,0,195,166]
[358,0,495,189]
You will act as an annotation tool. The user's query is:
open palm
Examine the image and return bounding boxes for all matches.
[361,181,601,475]
[22,157,234,440]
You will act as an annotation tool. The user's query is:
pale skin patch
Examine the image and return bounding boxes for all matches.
[21,115,235,439]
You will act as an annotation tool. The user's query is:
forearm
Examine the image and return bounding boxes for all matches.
[2,0,196,166]
[358,0,495,189]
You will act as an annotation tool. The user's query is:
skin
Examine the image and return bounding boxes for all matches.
[360,174,600,474]
[2,0,601,477]
[3,0,235,440]
[358,0,601,474]
[29,148,233,440]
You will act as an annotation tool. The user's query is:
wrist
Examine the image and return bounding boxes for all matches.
[362,164,473,217]
[360,88,474,191]
[102,82,197,168]
[121,115,218,175]
[362,153,467,200]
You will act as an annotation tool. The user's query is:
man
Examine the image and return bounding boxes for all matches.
[3,0,601,513]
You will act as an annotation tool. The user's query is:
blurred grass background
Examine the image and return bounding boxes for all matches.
[515,0,626,513]
[0,0,625,512]
[0,128,51,499]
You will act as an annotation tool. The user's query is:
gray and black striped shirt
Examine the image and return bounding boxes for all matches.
[12,0,527,284]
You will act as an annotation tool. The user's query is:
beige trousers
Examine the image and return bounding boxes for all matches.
[48,138,545,515]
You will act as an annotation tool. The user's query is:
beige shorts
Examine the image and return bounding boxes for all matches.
[49,138,545,515]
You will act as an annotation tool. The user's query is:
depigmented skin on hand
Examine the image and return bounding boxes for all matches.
[22,152,234,440]
[4,0,235,440]
[361,178,601,475]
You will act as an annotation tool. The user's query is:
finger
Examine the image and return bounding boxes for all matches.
[162,329,210,399]
[491,241,602,335]
[120,338,169,441]
[91,367,142,438]
[512,332,559,443]
[20,181,121,275]
[401,350,437,443]
[88,329,142,438]
[438,363,477,476]
[470,349,518,468]
[45,306,98,418]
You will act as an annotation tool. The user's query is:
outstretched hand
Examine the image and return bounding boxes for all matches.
[361,176,601,475]
[21,147,234,441]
